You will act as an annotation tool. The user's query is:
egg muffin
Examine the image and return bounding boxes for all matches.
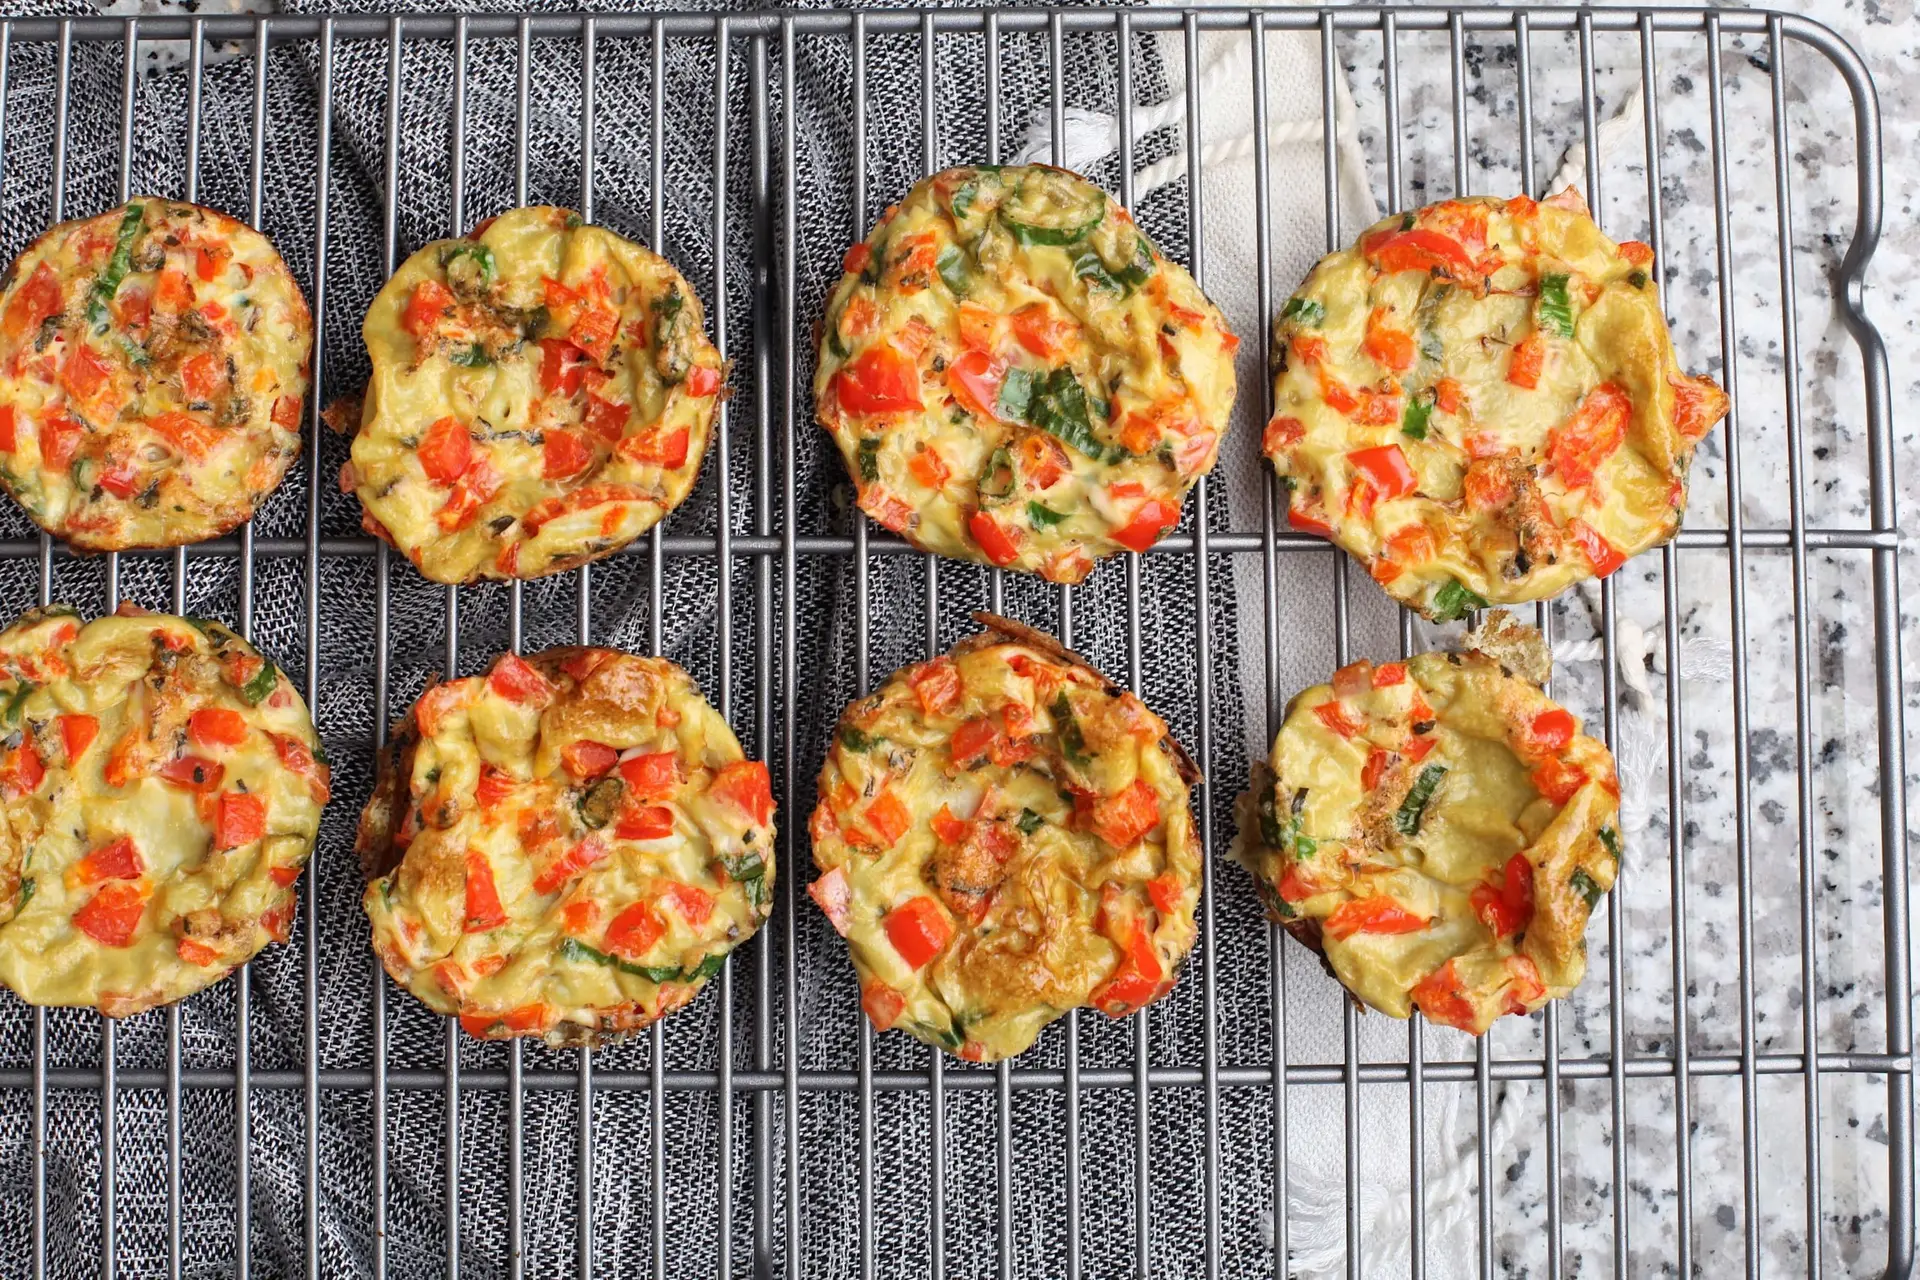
[815,165,1237,583]
[0,199,312,550]
[0,604,328,1016]
[808,613,1201,1062]
[1232,613,1620,1034]
[359,647,774,1047]
[347,206,723,584]
[1265,189,1728,620]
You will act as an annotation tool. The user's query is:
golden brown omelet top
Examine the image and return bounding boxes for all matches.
[349,206,723,584]
[815,165,1238,583]
[1232,615,1619,1034]
[0,604,328,1016]
[0,199,312,550]
[808,615,1201,1062]
[1265,190,1728,620]
[360,648,774,1047]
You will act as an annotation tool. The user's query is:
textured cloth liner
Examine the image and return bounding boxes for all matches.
[0,3,1297,1276]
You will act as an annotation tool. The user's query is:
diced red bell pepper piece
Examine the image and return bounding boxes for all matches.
[58,713,98,761]
[968,510,1019,566]
[908,446,950,489]
[177,936,222,967]
[930,804,971,846]
[60,342,114,405]
[1372,662,1407,688]
[950,716,999,767]
[188,707,249,749]
[1471,850,1534,938]
[615,804,676,841]
[663,881,714,926]
[834,342,922,415]
[945,348,1004,420]
[1090,923,1164,1018]
[619,751,679,799]
[1361,227,1478,280]
[533,835,608,894]
[1410,959,1479,1032]
[1312,700,1365,739]
[1524,708,1577,757]
[710,760,774,828]
[863,789,912,849]
[3,263,63,341]
[1111,498,1180,553]
[214,791,265,850]
[620,424,690,469]
[883,895,952,969]
[1531,758,1588,805]
[1010,302,1076,359]
[569,304,618,364]
[1672,374,1727,442]
[1323,896,1430,941]
[404,280,455,342]
[908,657,963,717]
[1263,414,1305,455]
[148,411,222,460]
[860,979,906,1030]
[1088,778,1161,850]
[72,836,143,886]
[1507,334,1546,390]
[1363,307,1415,372]
[464,848,508,932]
[538,337,587,397]
[1567,518,1625,578]
[181,351,223,402]
[487,652,550,703]
[604,901,665,961]
[562,740,620,779]
[72,880,150,948]
[543,429,595,480]
[1146,872,1184,915]
[1346,444,1417,503]
[809,866,852,936]
[685,364,721,398]
[1547,383,1631,491]
[475,764,517,815]
[160,755,224,793]
[417,416,473,485]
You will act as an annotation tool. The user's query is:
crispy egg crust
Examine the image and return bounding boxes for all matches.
[1266,189,1728,621]
[815,165,1238,583]
[1232,614,1620,1034]
[349,206,723,584]
[0,604,328,1016]
[808,613,1202,1062]
[0,199,312,550]
[359,647,775,1048]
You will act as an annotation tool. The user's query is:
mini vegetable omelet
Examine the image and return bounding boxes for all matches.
[816,165,1237,583]
[360,647,775,1046]
[0,604,328,1016]
[809,614,1201,1062]
[1266,190,1728,620]
[349,206,723,584]
[0,199,312,550]
[1234,615,1619,1033]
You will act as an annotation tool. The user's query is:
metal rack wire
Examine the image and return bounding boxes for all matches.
[0,7,1908,1279]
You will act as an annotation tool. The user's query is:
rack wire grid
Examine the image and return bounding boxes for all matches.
[0,5,1908,1278]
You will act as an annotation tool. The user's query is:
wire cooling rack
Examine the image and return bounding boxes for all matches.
[0,6,1908,1279]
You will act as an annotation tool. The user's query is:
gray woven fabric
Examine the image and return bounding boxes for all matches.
[0,4,1290,1277]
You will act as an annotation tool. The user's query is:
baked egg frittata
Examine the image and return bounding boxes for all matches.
[349,206,723,584]
[1266,189,1728,620]
[0,604,328,1016]
[360,647,775,1047]
[1232,614,1620,1034]
[808,614,1201,1062]
[815,165,1238,583]
[0,199,312,550]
